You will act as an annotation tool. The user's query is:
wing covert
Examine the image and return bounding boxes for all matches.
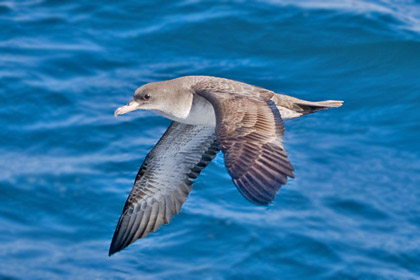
[194,84,294,205]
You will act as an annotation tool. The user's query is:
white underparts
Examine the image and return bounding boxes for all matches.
[155,95,217,127]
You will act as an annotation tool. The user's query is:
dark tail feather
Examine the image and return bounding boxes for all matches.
[294,100,343,115]
[272,94,343,119]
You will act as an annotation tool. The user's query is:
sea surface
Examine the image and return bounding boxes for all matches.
[1,0,420,279]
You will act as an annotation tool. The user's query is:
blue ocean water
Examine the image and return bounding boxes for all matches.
[1,0,420,279]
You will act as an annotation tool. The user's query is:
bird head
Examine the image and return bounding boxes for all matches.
[114,81,172,117]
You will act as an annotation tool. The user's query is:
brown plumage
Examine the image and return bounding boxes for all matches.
[110,76,343,255]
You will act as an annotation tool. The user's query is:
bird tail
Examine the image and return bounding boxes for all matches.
[295,99,343,114]
[272,94,343,119]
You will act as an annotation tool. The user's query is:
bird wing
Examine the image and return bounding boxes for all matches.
[194,82,295,205]
[109,122,218,255]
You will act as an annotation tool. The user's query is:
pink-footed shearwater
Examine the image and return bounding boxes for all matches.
[109,75,343,255]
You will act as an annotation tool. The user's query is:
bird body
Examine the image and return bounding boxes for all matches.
[115,76,342,125]
[110,75,342,255]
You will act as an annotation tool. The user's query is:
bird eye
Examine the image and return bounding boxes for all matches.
[144,94,151,100]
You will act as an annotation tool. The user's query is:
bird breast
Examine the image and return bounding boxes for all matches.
[182,94,216,127]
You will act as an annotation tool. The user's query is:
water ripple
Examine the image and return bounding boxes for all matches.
[1,0,420,279]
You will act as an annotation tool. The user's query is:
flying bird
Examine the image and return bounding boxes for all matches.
[109,75,342,255]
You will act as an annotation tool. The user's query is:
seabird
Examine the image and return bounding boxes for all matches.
[109,75,342,255]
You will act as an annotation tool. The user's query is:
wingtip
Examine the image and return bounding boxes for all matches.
[108,228,126,256]
[289,169,295,179]
[108,244,118,256]
[108,241,123,256]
